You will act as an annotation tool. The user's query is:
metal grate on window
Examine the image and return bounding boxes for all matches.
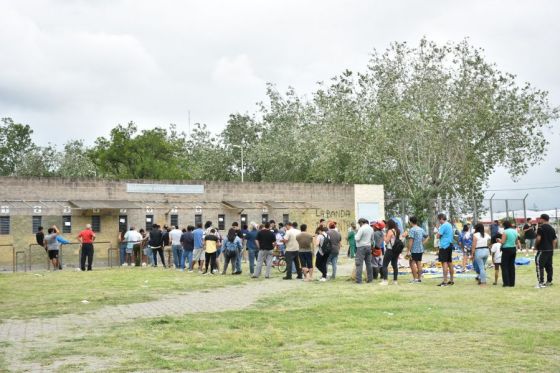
[170,214,179,228]
[283,214,289,225]
[91,216,101,232]
[62,215,72,234]
[261,214,269,224]
[0,216,10,235]
[218,214,225,231]
[145,215,154,231]
[119,215,128,233]
[240,214,248,225]
[195,214,202,227]
[32,216,42,233]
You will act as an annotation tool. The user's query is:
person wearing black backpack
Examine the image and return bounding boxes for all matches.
[380,219,403,285]
[314,226,330,281]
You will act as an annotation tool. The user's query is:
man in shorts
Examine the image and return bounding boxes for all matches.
[406,216,428,283]
[436,213,455,286]
[192,223,205,273]
[296,224,314,281]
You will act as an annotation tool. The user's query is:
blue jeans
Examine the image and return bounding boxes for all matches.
[235,248,243,273]
[248,248,257,274]
[474,248,489,284]
[120,243,127,265]
[172,245,182,268]
[181,249,193,270]
[144,246,154,265]
[327,253,339,279]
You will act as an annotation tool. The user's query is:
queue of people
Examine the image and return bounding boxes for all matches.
[35,213,556,289]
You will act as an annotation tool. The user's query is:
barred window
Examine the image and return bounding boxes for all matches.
[170,214,179,228]
[62,215,72,234]
[0,216,10,235]
[91,216,101,232]
[32,216,42,233]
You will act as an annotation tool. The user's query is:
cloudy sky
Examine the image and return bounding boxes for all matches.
[1,0,559,210]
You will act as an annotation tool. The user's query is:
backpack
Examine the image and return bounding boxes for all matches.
[321,234,332,257]
[390,230,404,255]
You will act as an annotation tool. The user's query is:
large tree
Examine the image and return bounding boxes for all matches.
[222,38,558,220]
[0,118,36,176]
[89,122,190,179]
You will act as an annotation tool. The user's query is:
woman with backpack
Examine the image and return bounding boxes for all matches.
[314,226,329,282]
[221,228,242,275]
[380,219,402,285]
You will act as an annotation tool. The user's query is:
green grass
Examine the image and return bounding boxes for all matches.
[0,267,249,320]
[18,261,560,372]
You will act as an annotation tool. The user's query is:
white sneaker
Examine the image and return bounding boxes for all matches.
[379,281,388,286]
[393,281,398,285]
[535,283,546,288]
[319,277,327,282]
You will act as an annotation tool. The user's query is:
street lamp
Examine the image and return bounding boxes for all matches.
[232,145,245,182]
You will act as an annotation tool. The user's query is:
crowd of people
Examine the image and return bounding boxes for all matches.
[35,213,557,289]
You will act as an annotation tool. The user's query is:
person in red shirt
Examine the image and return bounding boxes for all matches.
[77,224,96,271]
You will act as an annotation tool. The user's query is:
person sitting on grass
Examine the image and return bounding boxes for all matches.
[222,228,242,275]
[203,229,219,275]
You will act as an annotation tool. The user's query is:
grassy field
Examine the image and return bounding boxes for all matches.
[0,267,249,320]
[3,259,560,372]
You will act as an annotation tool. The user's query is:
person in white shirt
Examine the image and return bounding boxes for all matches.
[490,234,502,286]
[124,227,143,266]
[169,225,184,269]
[282,222,302,280]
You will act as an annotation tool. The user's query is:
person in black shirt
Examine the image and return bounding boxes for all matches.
[149,224,166,267]
[523,218,537,254]
[535,214,557,288]
[252,222,276,278]
[36,226,46,252]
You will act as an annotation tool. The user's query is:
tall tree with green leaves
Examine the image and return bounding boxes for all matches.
[0,117,36,176]
[89,122,190,179]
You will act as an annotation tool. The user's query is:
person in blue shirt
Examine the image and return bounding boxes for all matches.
[437,213,455,286]
[405,216,429,283]
[192,223,205,273]
[245,223,259,275]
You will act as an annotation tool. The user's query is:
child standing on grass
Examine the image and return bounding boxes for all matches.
[490,235,502,286]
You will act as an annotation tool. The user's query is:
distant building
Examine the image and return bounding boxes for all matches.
[0,177,384,270]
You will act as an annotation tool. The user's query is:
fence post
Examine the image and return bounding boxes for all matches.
[523,194,528,221]
[489,194,495,222]
[505,199,510,220]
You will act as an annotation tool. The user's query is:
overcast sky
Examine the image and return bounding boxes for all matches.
[1,0,559,210]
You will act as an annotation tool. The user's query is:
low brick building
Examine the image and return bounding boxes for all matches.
[0,177,384,271]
